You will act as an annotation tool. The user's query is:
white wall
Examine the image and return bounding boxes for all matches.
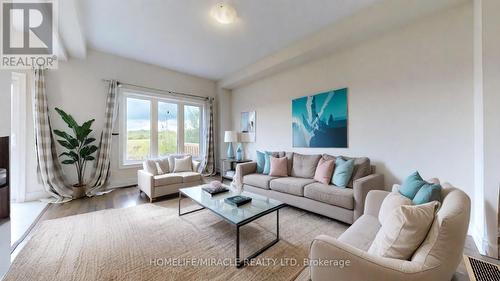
[230,3,474,197]
[24,49,216,196]
[480,0,500,258]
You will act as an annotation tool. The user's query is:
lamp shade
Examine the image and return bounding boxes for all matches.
[224,131,238,143]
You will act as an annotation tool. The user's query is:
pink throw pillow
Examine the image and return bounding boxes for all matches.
[269,156,288,177]
[314,158,335,184]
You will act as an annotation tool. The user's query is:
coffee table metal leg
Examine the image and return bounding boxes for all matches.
[236,209,280,268]
[236,225,240,266]
[178,192,205,216]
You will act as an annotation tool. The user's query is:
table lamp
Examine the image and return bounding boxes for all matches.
[224,131,238,159]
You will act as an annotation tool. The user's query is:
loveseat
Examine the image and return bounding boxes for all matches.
[235,152,384,224]
[309,182,471,281]
[138,154,202,202]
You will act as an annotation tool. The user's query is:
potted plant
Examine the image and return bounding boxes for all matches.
[53,108,98,199]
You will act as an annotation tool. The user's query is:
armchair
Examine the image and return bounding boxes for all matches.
[309,183,471,281]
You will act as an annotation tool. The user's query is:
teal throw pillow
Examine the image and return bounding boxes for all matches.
[399,171,427,199]
[263,152,272,175]
[412,183,442,205]
[256,151,265,173]
[332,158,355,187]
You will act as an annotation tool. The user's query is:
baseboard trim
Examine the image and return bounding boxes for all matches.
[24,190,50,202]
[469,223,486,255]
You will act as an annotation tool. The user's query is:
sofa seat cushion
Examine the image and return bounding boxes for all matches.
[338,215,381,251]
[153,174,183,187]
[304,183,354,209]
[269,177,315,196]
[171,172,201,183]
[243,174,277,190]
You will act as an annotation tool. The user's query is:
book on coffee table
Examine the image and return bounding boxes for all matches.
[224,195,252,207]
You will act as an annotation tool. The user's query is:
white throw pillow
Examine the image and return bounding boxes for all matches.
[143,160,158,175]
[155,158,170,174]
[368,201,440,260]
[173,156,193,172]
[378,192,412,224]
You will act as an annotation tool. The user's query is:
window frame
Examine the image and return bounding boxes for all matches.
[119,88,204,169]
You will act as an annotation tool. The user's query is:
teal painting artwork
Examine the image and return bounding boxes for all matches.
[292,88,348,147]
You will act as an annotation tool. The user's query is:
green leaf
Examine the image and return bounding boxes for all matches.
[53,129,74,142]
[54,108,78,130]
[80,145,98,158]
[57,139,77,150]
[85,156,95,161]
[76,119,95,141]
[59,152,79,161]
[61,159,76,165]
[84,137,96,145]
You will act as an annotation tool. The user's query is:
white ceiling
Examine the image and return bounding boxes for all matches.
[78,0,382,80]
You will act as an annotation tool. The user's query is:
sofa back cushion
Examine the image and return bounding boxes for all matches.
[291,153,321,178]
[342,156,371,187]
[168,154,191,172]
[285,152,294,176]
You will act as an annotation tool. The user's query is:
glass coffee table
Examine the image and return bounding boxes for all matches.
[178,185,285,268]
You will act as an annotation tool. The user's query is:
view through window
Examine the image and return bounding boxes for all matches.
[122,91,202,166]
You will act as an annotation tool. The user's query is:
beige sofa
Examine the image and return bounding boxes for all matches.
[309,183,471,281]
[137,154,202,202]
[236,152,384,224]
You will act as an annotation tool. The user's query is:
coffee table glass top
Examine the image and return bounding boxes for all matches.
[180,185,285,225]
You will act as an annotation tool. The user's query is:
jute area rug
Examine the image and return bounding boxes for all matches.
[4,198,348,281]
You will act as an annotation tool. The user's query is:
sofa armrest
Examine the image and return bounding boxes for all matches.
[237,162,257,176]
[137,170,154,198]
[310,235,428,281]
[353,173,384,221]
[192,160,201,172]
[232,162,257,188]
[364,190,391,217]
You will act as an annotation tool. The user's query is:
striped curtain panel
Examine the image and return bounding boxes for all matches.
[87,80,119,195]
[33,69,72,203]
[201,97,216,176]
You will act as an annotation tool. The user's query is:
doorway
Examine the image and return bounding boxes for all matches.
[10,72,48,250]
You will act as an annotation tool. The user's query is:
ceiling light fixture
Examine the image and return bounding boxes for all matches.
[211,3,237,24]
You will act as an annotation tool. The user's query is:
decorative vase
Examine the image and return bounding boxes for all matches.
[226,143,234,159]
[72,185,86,199]
[236,143,243,161]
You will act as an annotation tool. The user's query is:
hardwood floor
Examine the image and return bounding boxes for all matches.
[11,184,498,280]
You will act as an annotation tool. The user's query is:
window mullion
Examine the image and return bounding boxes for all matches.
[178,103,184,154]
[151,98,159,158]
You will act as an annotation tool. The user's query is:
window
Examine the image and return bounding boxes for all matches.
[158,102,177,156]
[125,98,151,162]
[120,90,204,167]
[184,105,201,157]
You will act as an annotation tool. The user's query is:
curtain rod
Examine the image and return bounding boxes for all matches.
[102,79,209,101]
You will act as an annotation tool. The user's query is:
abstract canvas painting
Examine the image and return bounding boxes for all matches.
[292,88,348,147]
